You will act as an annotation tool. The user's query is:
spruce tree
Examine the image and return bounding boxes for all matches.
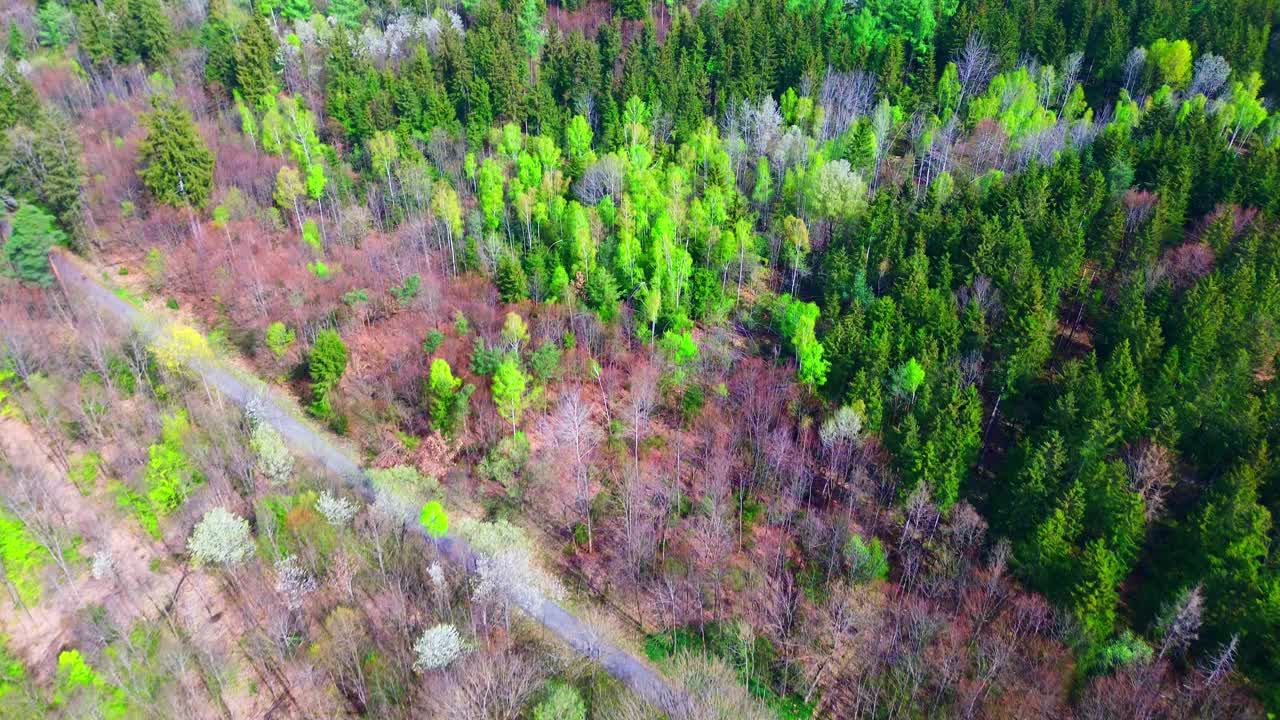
[125,0,174,66]
[3,204,65,287]
[235,11,278,107]
[137,96,215,209]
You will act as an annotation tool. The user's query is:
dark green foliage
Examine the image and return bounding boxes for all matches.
[528,341,562,385]
[468,337,503,377]
[308,329,348,417]
[495,254,528,303]
[137,96,215,209]
[0,111,85,233]
[389,274,422,306]
[422,330,445,355]
[233,11,278,105]
[123,0,174,66]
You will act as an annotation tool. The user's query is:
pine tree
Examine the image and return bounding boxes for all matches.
[137,96,215,209]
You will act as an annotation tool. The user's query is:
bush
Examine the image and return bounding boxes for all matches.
[845,533,889,583]
[533,681,586,720]
[422,329,445,354]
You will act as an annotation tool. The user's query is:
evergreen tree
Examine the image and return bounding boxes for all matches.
[125,0,174,66]
[3,204,65,286]
[326,0,366,30]
[235,11,278,107]
[137,96,215,209]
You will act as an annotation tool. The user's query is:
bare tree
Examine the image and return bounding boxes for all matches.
[542,387,603,552]
[954,34,998,109]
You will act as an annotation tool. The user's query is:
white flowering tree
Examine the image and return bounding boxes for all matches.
[316,490,358,527]
[274,555,318,611]
[412,623,463,672]
[188,507,254,568]
[250,423,294,486]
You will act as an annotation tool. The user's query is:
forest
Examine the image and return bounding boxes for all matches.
[0,0,1279,716]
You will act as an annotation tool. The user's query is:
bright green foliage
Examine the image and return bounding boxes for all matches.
[69,451,102,496]
[774,295,829,388]
[752,157,774,205]
[3,204,65,286]
[660,330,700,366]
[1148,38,1192,90]
[891,357,926,401]
[35,3,73,49]
[280,0,313,20]
[501,311,530,351]
[112,482,161,539]
[265,322,296,358]
[491,356,534,432]
[145,411,201,514]
[476,158,505,233]
[308,329,348,416]
[326,0,367,29]
[301,220,322,255]
[0,510,47,605]
[389,274,422,306]
[426,358,474,438]
[533,681,586,720]
[0,636,37,715]
[419,501,449,538]
[845,533,889,583]
[138,96,214,209]
[55,649,128,717]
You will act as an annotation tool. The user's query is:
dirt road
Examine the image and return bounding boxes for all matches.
[48,251,689,716]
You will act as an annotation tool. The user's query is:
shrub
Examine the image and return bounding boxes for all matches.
[422,329,445,354]
[845,534,889,583]
[533,682,586,720]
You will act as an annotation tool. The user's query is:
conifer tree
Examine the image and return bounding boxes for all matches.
[234,11,278,107]
[137,96,215,209]
[125,0,174,66]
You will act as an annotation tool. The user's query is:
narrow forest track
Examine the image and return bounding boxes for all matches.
[48,250,690,717]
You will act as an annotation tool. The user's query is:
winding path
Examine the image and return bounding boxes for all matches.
[49,251,690,716]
